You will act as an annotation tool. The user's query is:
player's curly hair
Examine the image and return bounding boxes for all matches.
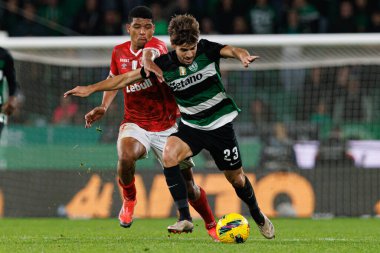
[168,14,200,46]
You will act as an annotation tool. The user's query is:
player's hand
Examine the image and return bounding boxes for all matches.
[64,86,93,98]
[1,101,15,115]
[84,106,106,128]
[241,55,259,68]
[1,96,17,116]
[143,60,164,83]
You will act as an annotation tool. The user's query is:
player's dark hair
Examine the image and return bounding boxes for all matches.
[168,14,200,46]
[128,6,153,23]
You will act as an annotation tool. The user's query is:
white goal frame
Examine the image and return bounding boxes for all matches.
[1,33,380,69]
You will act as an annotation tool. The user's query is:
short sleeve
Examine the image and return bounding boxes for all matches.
[199,39,225,62]
[144,37,168,57]
[153,54,165,70]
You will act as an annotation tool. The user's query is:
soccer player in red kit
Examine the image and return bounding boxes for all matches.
[83,6,218,241]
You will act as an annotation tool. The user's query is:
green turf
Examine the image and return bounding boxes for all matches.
[0,218,379,253]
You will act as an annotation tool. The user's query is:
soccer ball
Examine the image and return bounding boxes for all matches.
[216,213,250,243]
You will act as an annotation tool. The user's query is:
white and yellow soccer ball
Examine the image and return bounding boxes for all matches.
[216,213,250,243]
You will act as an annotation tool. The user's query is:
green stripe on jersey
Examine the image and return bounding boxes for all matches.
[175,84,223,107]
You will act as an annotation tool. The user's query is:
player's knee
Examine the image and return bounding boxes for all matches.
[230,179,244,188]
[227,174,245,188]
[162,149,178,167]
[118,152,137,169]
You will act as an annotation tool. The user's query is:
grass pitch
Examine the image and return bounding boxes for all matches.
[1,218,379,253]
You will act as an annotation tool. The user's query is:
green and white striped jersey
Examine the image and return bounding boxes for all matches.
[0,48,17,124]
[154,39,240,130]
[0,58,5,107]
[0,48,17,107]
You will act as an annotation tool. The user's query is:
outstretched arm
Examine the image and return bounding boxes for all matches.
[220,45,259,68]
[64,68,143,97]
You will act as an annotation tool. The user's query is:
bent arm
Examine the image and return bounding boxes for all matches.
[220,45,259,68]
[100,74,119,111]
[100,90,118,111]
[64,68,143,97]
[142,48,163,82]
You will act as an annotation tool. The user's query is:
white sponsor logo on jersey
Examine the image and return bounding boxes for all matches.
[169,73,203,91]
[126,79,153,93]
[169,63,217,91]
[120,58,130,63]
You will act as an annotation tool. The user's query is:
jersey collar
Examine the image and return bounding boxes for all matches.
[129,45,142,56]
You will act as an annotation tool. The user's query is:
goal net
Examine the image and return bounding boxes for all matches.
[1,34,380,218]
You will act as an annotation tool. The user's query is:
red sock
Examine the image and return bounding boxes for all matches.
[189,187,215,228]
[118,178,136,201]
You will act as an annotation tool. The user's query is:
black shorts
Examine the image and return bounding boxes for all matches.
[171,122,242,170]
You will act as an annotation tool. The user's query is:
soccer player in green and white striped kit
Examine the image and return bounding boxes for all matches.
[64,14,275,239]
[0,47,18,138]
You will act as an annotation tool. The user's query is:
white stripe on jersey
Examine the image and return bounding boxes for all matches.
[180,111,238,130]
[178,92,227,115]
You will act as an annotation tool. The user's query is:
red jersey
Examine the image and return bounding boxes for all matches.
[110,37,178,132]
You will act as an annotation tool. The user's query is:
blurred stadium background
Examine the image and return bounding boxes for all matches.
[0,0,380,220]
